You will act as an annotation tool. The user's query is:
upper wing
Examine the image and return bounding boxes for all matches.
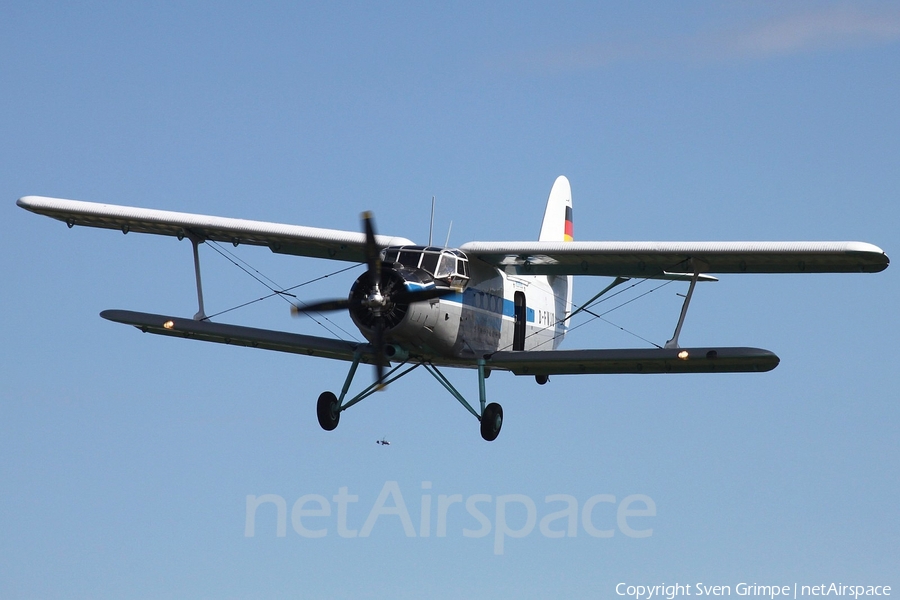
[17,196,414,262]
[460,241,889,276]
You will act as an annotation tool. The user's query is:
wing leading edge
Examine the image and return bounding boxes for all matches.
[17,196,414,262]
[461,241,889,276]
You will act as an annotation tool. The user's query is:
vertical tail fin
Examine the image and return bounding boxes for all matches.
[539,176,573,242]
[539,176,574,348]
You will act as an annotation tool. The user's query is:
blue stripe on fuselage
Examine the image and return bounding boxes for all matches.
[441,290,534,322]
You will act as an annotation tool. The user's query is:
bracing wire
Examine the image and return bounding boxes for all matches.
[504,258,693,351]
[203,240,363,342]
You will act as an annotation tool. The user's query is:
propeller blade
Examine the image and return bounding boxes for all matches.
[361,211,382,290]
[291,298,351,316]
[391,286,457,305]
[372,317,387,390]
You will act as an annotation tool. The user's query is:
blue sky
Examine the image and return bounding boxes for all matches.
[2,2,898,598]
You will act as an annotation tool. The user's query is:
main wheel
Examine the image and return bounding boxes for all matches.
[480,402,503,441]
[317,391,340,431]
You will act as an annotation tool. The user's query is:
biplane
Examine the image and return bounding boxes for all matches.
[17,177,889,440]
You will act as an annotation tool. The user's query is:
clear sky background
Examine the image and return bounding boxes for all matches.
[2,2,898,598]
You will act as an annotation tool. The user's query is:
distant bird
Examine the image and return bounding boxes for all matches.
[376,438,390,446]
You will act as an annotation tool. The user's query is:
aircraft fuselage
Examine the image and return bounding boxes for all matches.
[354,250,572,363]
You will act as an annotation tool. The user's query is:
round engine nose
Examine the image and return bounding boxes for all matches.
[348,266,418,330]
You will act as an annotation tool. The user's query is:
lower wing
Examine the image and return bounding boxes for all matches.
[101,310,777,375]
[485,347,779,375]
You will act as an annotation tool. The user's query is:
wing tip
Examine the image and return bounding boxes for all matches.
[16,195,43,210]
[845,241,890,272]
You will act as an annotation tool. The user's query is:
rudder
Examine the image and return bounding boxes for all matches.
[539,175,573,242]
[538,176,573,348]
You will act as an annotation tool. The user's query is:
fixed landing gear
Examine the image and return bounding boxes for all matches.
[314,354,421,434]
[480,402,503,441]
[317,391,340,431]
[316,353,504,441]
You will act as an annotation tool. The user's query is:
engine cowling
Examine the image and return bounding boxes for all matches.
[348,265,441,341]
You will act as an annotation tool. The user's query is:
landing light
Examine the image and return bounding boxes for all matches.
[163,320,175,329]
[677,350,689,360]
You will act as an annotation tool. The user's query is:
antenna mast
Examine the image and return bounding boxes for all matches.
[428,196,435,246]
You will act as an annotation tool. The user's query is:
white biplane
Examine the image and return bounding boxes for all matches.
[17,177,889,441]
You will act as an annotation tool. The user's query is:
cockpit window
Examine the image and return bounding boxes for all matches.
[381,245,469,287]
[421,252,439,275]
[397,251,421,268]
[435,254,456,279]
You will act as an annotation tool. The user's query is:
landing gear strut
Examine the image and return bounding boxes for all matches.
[424,359,503,441]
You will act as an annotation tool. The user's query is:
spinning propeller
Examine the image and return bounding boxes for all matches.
[291,212,452,388]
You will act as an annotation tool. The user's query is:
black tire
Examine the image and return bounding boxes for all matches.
[480,402,503,442]
[317,391,340,431]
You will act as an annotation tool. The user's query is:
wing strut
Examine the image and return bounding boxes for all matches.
[664,265,700,349]
[188,233,207,321]
[564,276,630,323]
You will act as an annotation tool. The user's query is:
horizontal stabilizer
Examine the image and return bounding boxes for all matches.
[100,310,368,363]
[485,347,779,376]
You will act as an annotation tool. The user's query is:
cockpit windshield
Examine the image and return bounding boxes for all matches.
[382,246,469,286]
